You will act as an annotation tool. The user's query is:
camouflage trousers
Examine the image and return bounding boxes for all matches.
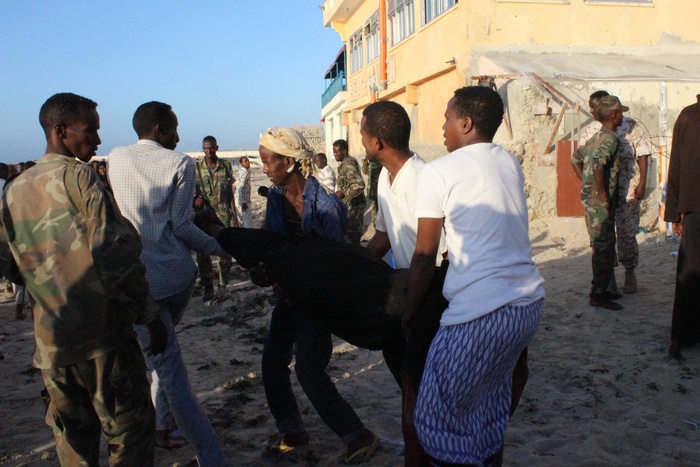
[347,199,366,245]
[584,200,617,298]
[41,339,155,466]
[615,198,640,270]
[197,253,232,288]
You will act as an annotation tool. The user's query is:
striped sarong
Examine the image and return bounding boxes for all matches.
[415,299,543,465]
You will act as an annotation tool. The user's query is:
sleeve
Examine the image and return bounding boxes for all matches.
[591,135,618,170]
[340,160,366,200]
[171,158,227,256]
[664,113,685,222]
[628,122,652,158]
[414,164,445,219]
[79,166,159,325]
[571,146,584,167]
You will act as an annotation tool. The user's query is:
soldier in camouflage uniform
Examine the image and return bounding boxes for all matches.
[194,135,237,302]
[333,139,366,244]
[362,156,382,226]
[580,91,651,294]
[571,95,626,310]
[0,93,167,466]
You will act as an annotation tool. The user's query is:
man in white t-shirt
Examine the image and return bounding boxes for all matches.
[362,100,447,466]
[407,86,545,466]
[314,153,336,192]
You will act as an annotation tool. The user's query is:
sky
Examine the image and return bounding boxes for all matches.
[0,1,343,163]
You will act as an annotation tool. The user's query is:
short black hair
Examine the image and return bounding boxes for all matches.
[362,101,410,151]
[452,87,504,141]
[333,139,348,152]
[589,90,610,101]
[315,152,327,162]
[132,101,173,138]
[0,163,8,179]
[39,92,98,139]
[202,135,217,146]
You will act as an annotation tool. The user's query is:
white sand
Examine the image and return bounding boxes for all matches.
[1,169,698,466]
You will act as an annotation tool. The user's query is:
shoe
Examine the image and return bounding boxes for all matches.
[343,429,380,465]
[266,432,310,454]
[155,429,186,450]
[589,297,623,310]
[202,286,214,304]
[603,290,624,301]
[622,268,637,294]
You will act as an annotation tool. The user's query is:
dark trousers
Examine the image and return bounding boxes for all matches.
[672,212,700,345]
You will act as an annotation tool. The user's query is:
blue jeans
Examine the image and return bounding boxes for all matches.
[262,301,364,444]
[136,280,226,466]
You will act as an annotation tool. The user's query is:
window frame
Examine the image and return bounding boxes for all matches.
[388,0,415,47]
[422,0,458,25]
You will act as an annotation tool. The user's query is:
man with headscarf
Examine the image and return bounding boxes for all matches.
[257,127,380,464]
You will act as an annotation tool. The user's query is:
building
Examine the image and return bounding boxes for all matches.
[321,0,700,222]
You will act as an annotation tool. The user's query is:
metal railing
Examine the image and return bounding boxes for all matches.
[322,71,346,108]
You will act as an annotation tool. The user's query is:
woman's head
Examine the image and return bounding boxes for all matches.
[258,127,314,186]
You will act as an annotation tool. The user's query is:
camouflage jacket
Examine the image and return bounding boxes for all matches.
[580,117,652,202]
[337,156,366,206]
[195,158,235,227]
[362,158,382,201]
[572,127,620,205]
[0,153,158,369]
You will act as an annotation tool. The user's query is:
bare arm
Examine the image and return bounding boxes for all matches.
[634,155,649,200]
[366,230,391,259]
[571,161,583,181]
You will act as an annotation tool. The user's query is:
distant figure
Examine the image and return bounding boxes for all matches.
[234,156,253,228]
[407,86,544,466]
[333,139,366,244]
[314,152,336,192]
[571,96,625,310]
[581,90,651,294]
[97,161,112,193]
[0,92,167,465]
[665,94,700,361]
[193,136,237,303]
[258,127,379,463]
[108,102,227,465]
[362,156,382,226]
[258,185,269,197]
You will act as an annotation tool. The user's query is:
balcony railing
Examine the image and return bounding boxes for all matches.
[322,71,347,108]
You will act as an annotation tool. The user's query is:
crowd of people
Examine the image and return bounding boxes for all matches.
[0,85,696,467]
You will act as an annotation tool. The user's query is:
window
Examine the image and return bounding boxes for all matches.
[388,0,415,46]
[349,29,363,73]
[365,12,380,63]
[423,0,457,24]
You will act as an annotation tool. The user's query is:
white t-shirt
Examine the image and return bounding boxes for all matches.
[375,153,444,269]
[315,165,336,192]
[415,143,545,326]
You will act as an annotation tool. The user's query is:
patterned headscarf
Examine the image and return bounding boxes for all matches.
[259,127,314,160]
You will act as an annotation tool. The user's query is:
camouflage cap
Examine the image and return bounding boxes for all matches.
[597,95,629,113]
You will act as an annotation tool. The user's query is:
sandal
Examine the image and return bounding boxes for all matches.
[343,430,380,464]
[266,432,310,454]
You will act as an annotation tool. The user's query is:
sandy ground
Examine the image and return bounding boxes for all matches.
[1,168,699,466]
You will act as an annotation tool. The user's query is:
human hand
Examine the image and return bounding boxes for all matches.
[673,222,683,238]
[242,203,248,212]
[634,183,646,200]
[193,195,205,210]
[335,190,345,199]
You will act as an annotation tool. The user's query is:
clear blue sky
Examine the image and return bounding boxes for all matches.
[0,1,343,163]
